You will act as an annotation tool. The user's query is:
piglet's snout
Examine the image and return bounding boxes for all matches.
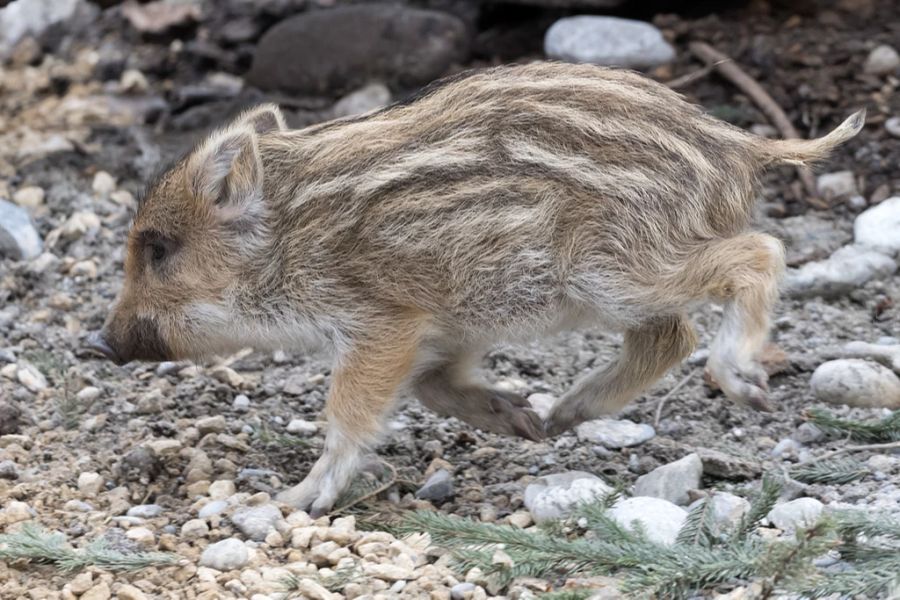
[85,330,124,365]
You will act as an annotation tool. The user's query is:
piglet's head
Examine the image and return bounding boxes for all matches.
[87,104,285,365]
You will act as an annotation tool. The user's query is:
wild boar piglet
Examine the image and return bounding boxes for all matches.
[87,62,864,515]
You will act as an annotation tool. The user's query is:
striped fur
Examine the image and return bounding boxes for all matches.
[96,62,863,513]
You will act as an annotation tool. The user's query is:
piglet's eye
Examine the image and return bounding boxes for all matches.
[150,242,166,263]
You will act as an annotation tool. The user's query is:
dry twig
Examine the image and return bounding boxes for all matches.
[654,369,696,428]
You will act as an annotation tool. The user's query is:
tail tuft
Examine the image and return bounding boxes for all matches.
[760,109,866,166]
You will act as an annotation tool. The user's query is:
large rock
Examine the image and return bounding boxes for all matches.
[576,419,655,448]
[524,471,613,522]
[633,453,702,506]
[784,244,896,298]
[854,196,900,256]
[544,16,675,69]
[248,5,469,96]
[607,497,687,545]
[0,199,42,260]
[810,359,900,409]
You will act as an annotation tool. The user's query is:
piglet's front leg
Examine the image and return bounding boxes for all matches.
[276,318,425,517]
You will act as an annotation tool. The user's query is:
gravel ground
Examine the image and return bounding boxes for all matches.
[1,0,899,598]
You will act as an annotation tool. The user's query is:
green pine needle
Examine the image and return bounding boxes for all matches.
[789,458,870,485]
[806,408,900,443]
[395,475,900,599]
[0,523,178,572]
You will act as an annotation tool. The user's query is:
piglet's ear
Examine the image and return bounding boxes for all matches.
[187,125,263,223]
[234,103,286,135]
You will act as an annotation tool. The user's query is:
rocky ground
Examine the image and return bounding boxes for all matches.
[0,0,899,598]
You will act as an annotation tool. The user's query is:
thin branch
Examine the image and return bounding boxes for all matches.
[801,441,900,465]
[664,63,719,90]
[688,41,825,209]
[654,369,696,428]
[329,461,398,516]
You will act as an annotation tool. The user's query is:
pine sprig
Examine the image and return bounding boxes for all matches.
[675,498,716,547]
[0,523,178,572]
[806,408,900,442]
[789,458,870,485]
[731,475,782,543]
[396,477,900,599]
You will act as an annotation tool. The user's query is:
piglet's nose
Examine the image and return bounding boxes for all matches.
[86,331,121,364]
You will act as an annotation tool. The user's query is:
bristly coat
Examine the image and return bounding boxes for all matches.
[88,62,865,515]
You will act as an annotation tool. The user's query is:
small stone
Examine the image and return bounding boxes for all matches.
[116,584,148,600]
[451,583,477,600]
[0,400,22,434]
[697,448,762,480]
[210,365,244,388]
[817,170,857,200]
[767,498,824,531]
[885,117,900,138]
[363,561,414,581]
[700,492,750,535]
[633,453,703,506]
[0,199,42,260]
[92,171,117,198]
[196,415,227,435]
[507,511,534,529]
[127,504,163,519]
[784,244,897,298]
[69,572,94,594]
[793,423,825,444]
[12,186,44,208]
[70,259,98,278]
[607,497,687,545]
[576,419,655,448]
[866,454,896,473]
[119,68,149,93]
[199,499,229,519]
[854,197,900,256]
[810,359,900,409]
[200,538,249,570]
[415,469,454,503]
[0,460,19,479]
[77,471,104,496]
[233,394,251,412]
[231,503,283,541]
[863,44,900,75]
[5,500,34,523]
[82,582,111,600]
[527,393,556,420]
[286,419,317,436]
[771,438,802,459]
[524,471,613,522]
[59,210,100,241]
[208,479,236,500]
[145,438,182,457]
[181,518,210,539]
[125,527,155,546]
[77,386,102,401]
[16,361,47,392]
[333,82,391,118]
[64,500,94,512]
[544,16,675,69]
